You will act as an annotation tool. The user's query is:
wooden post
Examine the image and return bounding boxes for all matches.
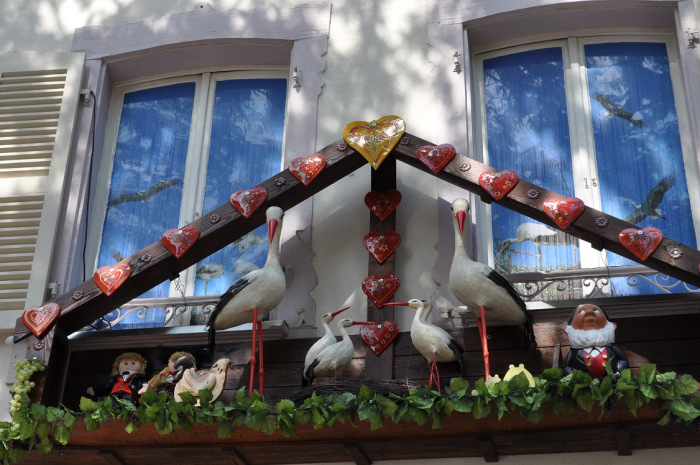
[364,157,396,379]
[25,325,69,406]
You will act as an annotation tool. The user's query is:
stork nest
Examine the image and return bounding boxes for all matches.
[286,378,421,405]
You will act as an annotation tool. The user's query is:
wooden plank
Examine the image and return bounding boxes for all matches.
[391,135,700,288]
[365,157,397,380]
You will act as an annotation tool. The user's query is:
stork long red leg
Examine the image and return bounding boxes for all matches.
[249,307,258,395]
[429,352,441,393]
[478,305,491,379]
[257,319,264,396]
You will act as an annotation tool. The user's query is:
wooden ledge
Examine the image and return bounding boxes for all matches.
[20,403,700,464]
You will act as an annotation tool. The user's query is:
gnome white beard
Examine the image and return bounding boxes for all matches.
[565,321,616,349]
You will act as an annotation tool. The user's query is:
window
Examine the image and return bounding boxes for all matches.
[89,72,287,329]
[474,37,698,299]
[66,4,330,333]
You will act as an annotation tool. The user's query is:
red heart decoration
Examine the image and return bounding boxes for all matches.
[543,197,585,229]
[478,169,519,200]
[362,275,401,308]
[360,320,399,355]
[619,227,663,261]
[230,187,267,218]
[416,144,456,173]
[162,225,200,258]
[363,231,401,264]
[94,263,131,296]
[364,189,402,221]
[22,303,61,338]
[289,154,326,186]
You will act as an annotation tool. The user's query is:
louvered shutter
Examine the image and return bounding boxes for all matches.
[0,51,84,329]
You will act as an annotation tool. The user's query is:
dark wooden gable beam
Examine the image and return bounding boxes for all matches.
[14,131,700,343]
[14,140,365,342]
[392,134,700,288]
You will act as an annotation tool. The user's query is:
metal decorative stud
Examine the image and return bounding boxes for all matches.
[399,135,411,146]
[665,244,683,259]
[527,189,540,199]
[72,290,84,301]
[33,340,45,350]
[139,253,153,264]
[337,142,348,152]
[459,162,471,172]
[595,217,609,227]
[274,177,287,187]
[209,214,221,224]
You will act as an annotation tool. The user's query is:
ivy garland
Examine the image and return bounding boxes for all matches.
[1,363,699,464]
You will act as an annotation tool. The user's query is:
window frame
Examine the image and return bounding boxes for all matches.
[89,70,290,303]
[426,0,700,314]
[58,4,331,335]
[472,35,700,281]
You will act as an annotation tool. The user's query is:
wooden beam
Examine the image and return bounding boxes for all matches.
[223,447,251,465]
[98,449,128,465]
[392,134,700,289]
[477,436,499,462]
[13,139,366,342]
[616,426,632,456]
[552,340,562,369]
[365,157,397,380]
[344,443,372,465]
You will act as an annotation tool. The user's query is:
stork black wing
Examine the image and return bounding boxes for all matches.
[206,275,254,353]
[448,339,465,374]
[485,270,526,312]
[302,358,320,387]
[485,270,536,350]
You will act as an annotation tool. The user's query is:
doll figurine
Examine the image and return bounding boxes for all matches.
[139,351,196,396]
[563,303,628,379]
[86,352,148,404]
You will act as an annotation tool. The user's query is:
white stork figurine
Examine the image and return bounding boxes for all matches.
[302,306,350,386]
[386,299,463,392]
[302,318,374,387]
[206,206,286,396]
[449,198,536,380]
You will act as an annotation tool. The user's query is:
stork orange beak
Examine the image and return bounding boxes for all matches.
[331,306,350,317]
[268,218,279,244]
[456,210,466,236]
[384,302,409,307]
[352,321,377,326]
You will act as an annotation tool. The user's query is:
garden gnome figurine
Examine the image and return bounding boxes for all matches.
[86,352,148,404]
[139,351,195,396]
[563,303,628,379]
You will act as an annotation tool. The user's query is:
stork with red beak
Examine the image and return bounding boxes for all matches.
[302,318,375,386]
[301,306,350,386]
[449,198,536,380]
[386,299,463,392]
[206,206,286,396]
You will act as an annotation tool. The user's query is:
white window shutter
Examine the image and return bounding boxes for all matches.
[0,51,84,329]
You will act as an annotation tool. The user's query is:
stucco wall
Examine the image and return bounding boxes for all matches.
[0,2,699,462]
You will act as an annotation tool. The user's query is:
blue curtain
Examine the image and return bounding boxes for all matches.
[586,42,696,295]
[98,83,194,328]
[483,48,580,274]
[194,78,287,296]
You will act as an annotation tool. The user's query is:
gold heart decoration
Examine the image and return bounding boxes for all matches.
[343,115,406,170]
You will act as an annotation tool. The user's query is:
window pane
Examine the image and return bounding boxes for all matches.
[483,48,580,282]
[98,83,195,328]
[195,78,287,296]
[586,42,696,295]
